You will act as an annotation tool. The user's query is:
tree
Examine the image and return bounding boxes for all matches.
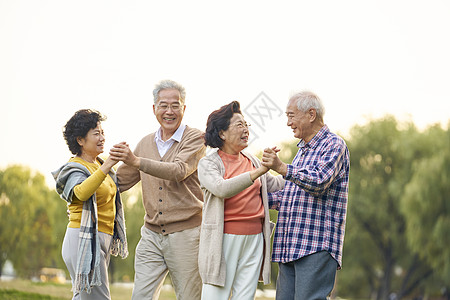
[400,125,450,296]
[0,165,66,278]
[338,117,446,299]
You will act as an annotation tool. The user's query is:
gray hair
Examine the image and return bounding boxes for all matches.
[290,91,325,120]
[152,79,186,104]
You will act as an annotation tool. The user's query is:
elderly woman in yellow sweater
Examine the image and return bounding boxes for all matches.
[198,101,284,300]
[52,109,128,300]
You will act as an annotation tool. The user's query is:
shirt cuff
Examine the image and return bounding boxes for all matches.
[284,164,294,180]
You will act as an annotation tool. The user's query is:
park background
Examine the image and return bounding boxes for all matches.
[0,1,449,299]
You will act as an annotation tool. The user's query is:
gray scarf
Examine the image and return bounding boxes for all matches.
[52,160,128,293]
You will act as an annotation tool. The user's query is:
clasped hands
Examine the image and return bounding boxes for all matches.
[261,146,288,176]
[108,142,141,169]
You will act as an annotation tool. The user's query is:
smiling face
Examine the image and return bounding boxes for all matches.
[220,113,250,155]
[286,98,315,142]
[153,88,186,140]
[77,122,105,160]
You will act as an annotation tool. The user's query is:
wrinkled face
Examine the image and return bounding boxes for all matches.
[286,98,313,140]
[153,88,186,138]
[220,113,250,154]
[77,122,105,157]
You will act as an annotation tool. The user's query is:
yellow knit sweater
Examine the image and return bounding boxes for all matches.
[67,157,116,235]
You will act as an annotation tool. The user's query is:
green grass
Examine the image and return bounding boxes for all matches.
[0,279,174,300]
[0,288,67,300]
[0,279,276,299]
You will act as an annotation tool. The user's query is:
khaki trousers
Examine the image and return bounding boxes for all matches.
[132,225,202,300]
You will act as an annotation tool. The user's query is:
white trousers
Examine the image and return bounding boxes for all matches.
[202,233,263,300]
[62,227,112,300]
[132,225,202,300]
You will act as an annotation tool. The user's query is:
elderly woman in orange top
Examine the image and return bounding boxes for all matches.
[197,101,284,300]
[52,109,128,300]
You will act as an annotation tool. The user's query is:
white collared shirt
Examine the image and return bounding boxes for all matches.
[154,124,187,158]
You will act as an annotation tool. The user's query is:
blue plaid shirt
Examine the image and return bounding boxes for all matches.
[269,125,350,267]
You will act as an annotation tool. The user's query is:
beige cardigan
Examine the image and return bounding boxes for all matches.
[116,126,206,235]
[197,149,285,286]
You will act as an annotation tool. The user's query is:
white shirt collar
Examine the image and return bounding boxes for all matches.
[155,124,186,143]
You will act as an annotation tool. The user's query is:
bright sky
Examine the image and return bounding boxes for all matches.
[1,1,449,186]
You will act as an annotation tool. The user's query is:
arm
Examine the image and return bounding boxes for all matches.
[286,140,347,196]
[198,157,254,199]
[111,130,205,182]
[73,156,117,201]
[116,161,141,192]
[250,165,270,182]
[265,172,285,193]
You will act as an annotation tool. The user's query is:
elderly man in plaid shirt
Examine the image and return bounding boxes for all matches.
[262,91,350,300]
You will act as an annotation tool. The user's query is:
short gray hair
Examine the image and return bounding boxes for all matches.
[153,79,186,104]
[290,91,325,120]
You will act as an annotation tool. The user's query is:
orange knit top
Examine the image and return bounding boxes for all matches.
[218,150,264,235]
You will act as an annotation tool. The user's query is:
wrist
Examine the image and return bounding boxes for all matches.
[132,157,141,169]
[277,163,288,176]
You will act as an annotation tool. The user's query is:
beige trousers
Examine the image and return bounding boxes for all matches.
[131,225,202,300]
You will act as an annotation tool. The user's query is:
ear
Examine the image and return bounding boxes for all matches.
[77,136,84,147]
[219,130,225,140]
[308,108,317,123]
[153,104,156,115]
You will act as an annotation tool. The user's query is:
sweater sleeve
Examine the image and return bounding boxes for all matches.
[116,161,141,192]
[198,157,254,199]
[265,173,285,194]
[139,128,206,182]
[72,168,107,201]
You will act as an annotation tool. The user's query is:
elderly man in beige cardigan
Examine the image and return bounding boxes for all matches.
[110,79,205,300]
[197,101,284,300]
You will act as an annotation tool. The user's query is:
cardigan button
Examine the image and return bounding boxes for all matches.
[159,187,162,190]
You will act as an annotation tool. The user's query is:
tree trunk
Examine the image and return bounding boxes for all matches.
[377,245,394,300]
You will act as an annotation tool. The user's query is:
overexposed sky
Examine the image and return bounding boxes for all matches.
[1,0,449,186]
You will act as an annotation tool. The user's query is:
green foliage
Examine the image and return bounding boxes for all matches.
[0,165,66,278]
[338,117,449,299]
[400,126,450,285]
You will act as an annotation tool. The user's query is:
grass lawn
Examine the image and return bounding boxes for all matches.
[0,279,175,300]
[0,288,67,300]
[0,279,275,299]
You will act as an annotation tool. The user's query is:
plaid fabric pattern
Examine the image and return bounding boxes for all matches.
[269,125,350,267]
[52,160,128,293]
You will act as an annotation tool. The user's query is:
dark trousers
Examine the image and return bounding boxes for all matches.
[276,251,338,300]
